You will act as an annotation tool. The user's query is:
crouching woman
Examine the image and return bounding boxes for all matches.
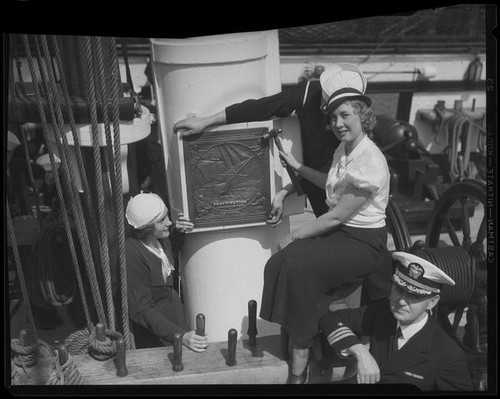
[125,192,208,352]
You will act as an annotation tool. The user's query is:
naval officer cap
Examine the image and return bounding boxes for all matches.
[392,251,455,297]
[125,192,167,230]
[319,63,371,116]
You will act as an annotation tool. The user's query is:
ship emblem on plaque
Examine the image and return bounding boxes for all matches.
[182,128,271,229]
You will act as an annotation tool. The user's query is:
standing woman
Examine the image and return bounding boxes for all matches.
[260,64,392,383]
[125,192,208,352]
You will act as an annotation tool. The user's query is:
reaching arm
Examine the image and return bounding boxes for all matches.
[173,110,227,137]
[172,82,313,137]
[291,185,370,240]
[279,150,328,188]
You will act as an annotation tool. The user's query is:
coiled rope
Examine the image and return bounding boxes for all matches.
[434,107,486,182]
[89,326,124,361]
[11,361,22,386]
[446,113,472,181]
[411,246,475,306]
[62,323,124,362]
[64,328,93,356]
[46,353,84,385]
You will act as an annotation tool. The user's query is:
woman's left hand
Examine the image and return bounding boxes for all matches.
[175,213,194,233]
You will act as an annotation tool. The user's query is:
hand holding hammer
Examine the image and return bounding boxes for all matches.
[263,129,304,196]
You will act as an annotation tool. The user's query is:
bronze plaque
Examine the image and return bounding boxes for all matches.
[182,128,271,228]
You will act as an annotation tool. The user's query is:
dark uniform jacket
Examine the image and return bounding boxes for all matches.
[125,238,188,347]
[225,80,339,216]
[319,299,474,391]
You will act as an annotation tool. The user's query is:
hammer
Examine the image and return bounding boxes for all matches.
[263,129,304,196]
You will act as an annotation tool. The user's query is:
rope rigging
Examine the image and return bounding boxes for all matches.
[20,33,104,327]
[83,35,116,332]
[9,34,140,385]
[434,107,483,182]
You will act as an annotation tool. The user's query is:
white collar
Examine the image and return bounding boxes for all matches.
[340,134,371,161]
[397,312,429,341]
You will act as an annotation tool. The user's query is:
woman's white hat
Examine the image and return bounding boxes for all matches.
[125,192,167,229]
[319,63,371,115]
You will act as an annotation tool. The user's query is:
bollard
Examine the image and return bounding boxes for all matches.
[247,300,257,347]
[226,329,237,366]
[19,329,30,347]
[172,333,184,372]
[95,323,106,342]
[196,314,205,337]
[58,344,69,366]
[115,338,128,377]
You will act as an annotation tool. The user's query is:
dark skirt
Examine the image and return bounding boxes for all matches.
[259,225,392,348]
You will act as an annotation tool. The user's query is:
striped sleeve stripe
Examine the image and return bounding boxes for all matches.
[326,327,356,345]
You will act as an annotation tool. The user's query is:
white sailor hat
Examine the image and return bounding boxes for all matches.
[392,251,455,297]
[125,192,167,229]
[319,63,371,115]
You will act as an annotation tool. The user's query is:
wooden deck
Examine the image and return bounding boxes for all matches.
[16,335,289,385]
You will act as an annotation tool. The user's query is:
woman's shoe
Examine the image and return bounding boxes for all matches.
[287,365,308,384]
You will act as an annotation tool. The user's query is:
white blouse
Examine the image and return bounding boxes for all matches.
[325,135,390,228]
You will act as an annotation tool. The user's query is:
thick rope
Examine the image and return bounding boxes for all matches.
[108,37,135,350]
[11,340,38,370]
[48,34,101,267]
[83,35,115,331]
[10,337,54,371]
[18,126,41,221]
[11,361,22,385]
[89,328,124,361]
[6,199,38,349]
[447,113,473,181]
[38,35,106,320]
[64,328,92,356]
[21,34,104,325]
[46,353,84,385]
[34,221,77,307]
[93,36,118,192]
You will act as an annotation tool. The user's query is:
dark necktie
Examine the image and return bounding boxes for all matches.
[392,327,402,354]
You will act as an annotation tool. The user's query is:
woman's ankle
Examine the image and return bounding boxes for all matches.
[291,347,310,376]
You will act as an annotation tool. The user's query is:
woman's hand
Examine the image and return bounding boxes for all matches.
[266,190,288,227]
[174,213,194,234]
[182,330,208,353]
[278,151,302,171]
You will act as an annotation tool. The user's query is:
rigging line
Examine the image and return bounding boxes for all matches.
[88,35,117,331]
[20,34,93,327]
[18,124,41,223]
[32,34,106,325]
[108,37,135,350]
[48,35,100,247]
[93,37,117,197]
[360,10,440,65]
[82,35,114,330]
[6,199,38,346]
[8,35,26,97]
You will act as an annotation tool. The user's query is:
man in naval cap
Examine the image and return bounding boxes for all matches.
[319,251,474,391]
